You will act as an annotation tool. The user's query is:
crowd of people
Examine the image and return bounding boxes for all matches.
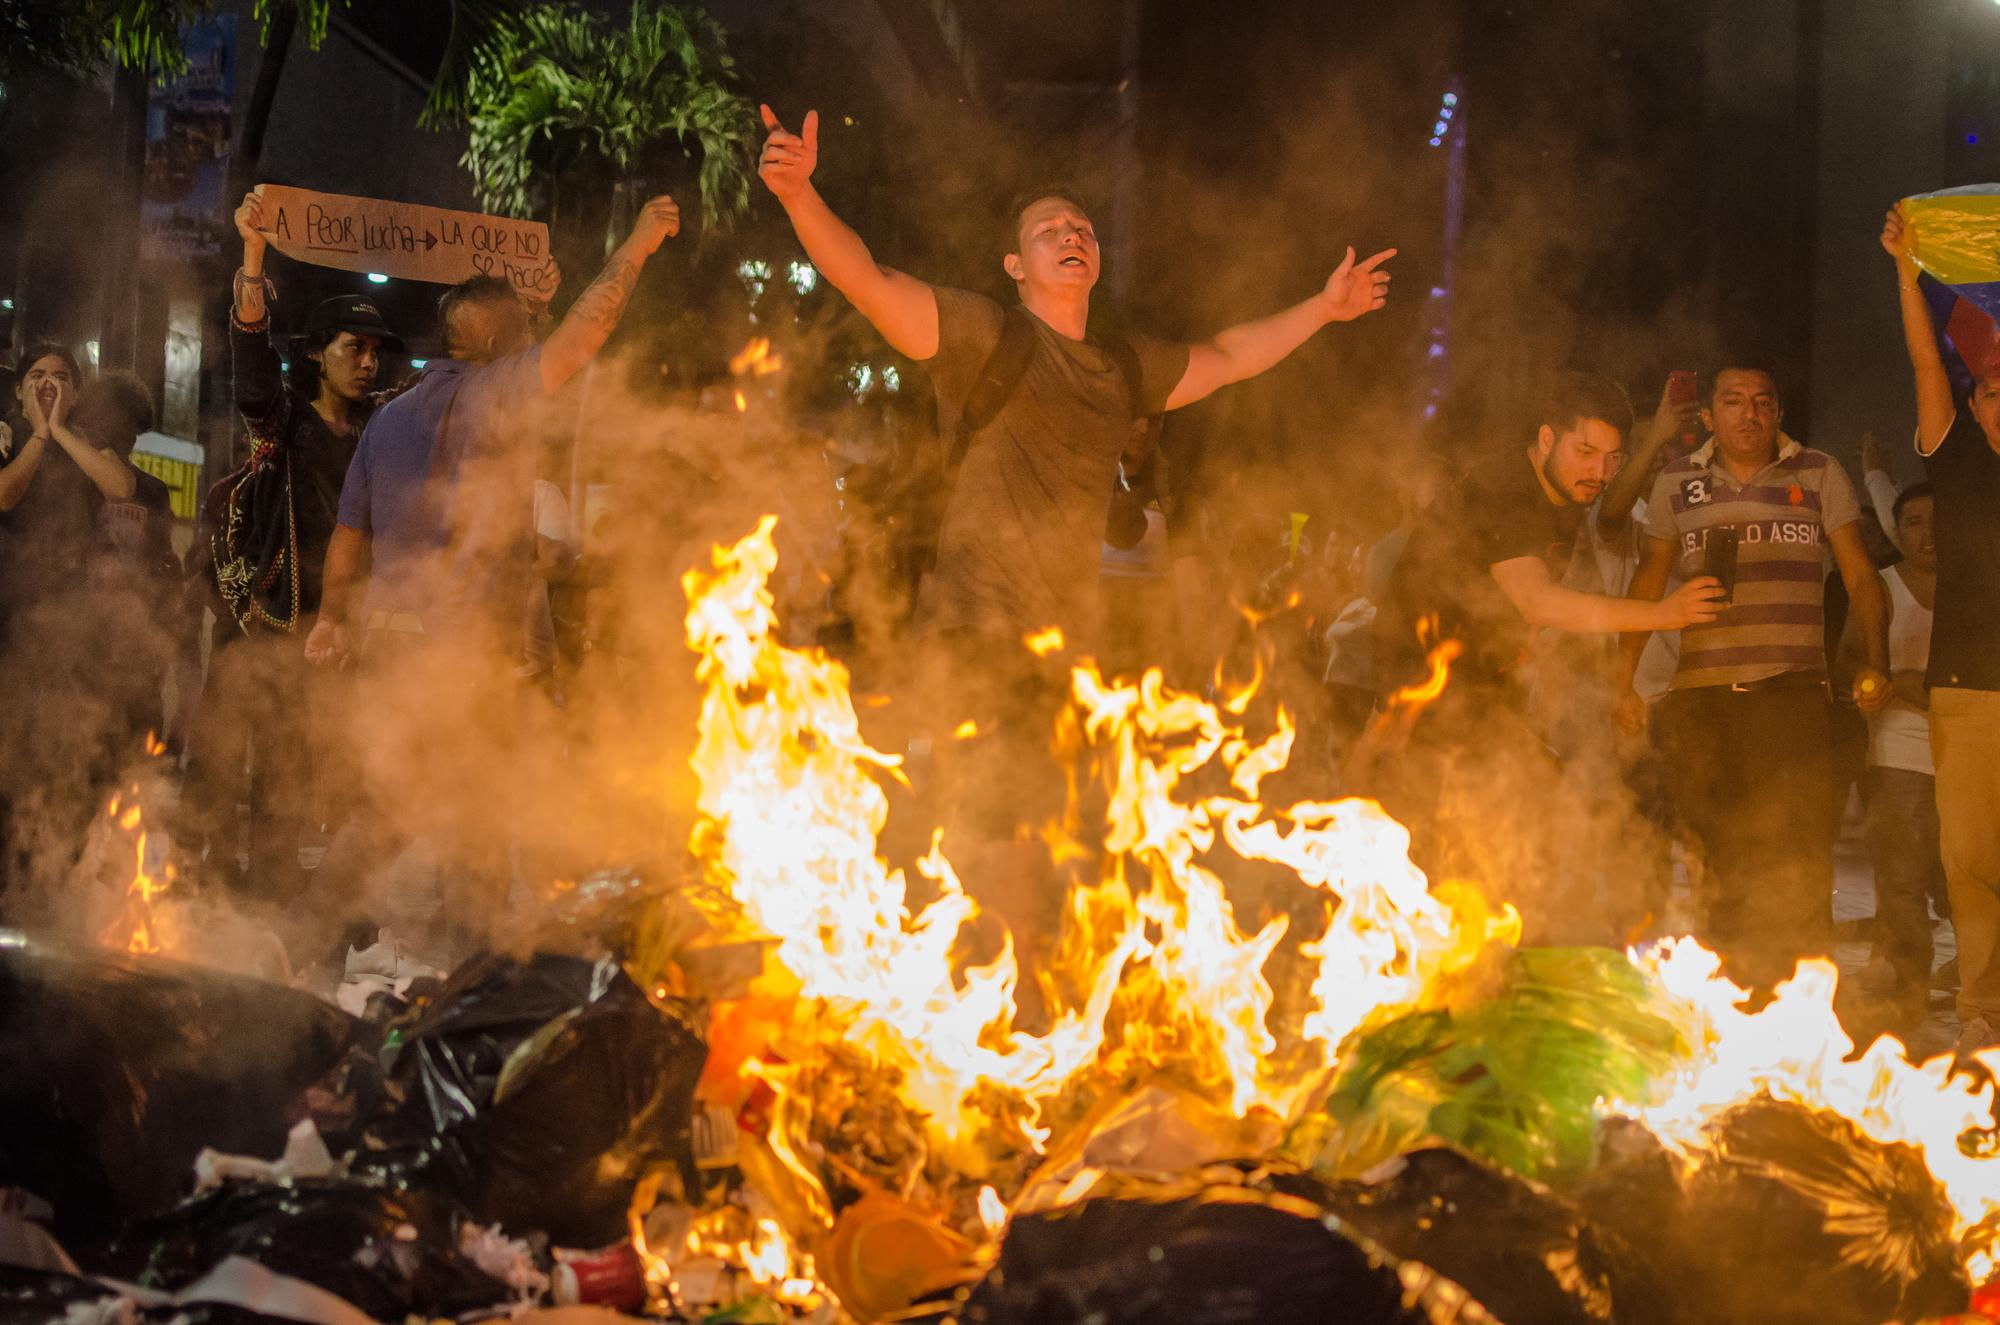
[0,110,1994,1057]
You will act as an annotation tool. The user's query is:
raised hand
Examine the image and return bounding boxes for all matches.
[1320,246,1396,323]
[21,378,48,437]
[234,189,269,255]
[1881,205,1913,265]
[1649,379,1701,450]
[45,376,72,432]
[1859,430,1891,476]
[624,196,681,256]
[758,104,820,203]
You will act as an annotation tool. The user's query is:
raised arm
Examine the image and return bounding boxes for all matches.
[1859,431,1903,552]
[758,105,940,360]
[1599,381,1695,535]
[233,190,271,327]
[231,190,286,430]
[538,196,681,395]
[1165,246,1396,410]
[1881,205,1956,453]
[1488,554,1719,634]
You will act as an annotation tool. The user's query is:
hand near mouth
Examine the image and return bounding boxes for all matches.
[23,383,57,438]
[43,382,69,431]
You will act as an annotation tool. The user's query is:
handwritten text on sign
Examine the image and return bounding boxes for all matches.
[254,185,561,301]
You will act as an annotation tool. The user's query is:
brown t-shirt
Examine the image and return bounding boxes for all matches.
[919,286,1189,645]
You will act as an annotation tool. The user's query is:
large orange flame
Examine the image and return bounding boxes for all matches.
[682,519,1514,1153]
[674,518,2000,1303]
[684,518,1124,1156]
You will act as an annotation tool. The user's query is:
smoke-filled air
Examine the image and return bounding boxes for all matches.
[3,4,2000,1325]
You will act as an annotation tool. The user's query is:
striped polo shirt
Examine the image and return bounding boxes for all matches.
[1642,434,1861,690]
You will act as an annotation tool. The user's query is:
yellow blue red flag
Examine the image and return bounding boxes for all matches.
[1901,186,2000,389]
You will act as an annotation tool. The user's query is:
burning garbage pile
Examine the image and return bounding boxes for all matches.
[7,517,2000,1325]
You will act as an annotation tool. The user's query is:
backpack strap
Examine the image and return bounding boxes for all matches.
[946,306,1038,475]
[1099,331,1146,424]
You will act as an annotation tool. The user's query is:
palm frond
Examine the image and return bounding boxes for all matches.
[82,0,341,79]
[458,0,756,231]
[421,0,519,127]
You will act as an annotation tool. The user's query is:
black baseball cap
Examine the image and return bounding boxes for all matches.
[301,294,404,351]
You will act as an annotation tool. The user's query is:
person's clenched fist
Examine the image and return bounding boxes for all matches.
[626,196,681,255]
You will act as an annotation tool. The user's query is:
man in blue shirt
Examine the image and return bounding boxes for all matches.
[298,198,677,954]
[306,195,681,665]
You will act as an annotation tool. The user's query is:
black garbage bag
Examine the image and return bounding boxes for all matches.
[116,1178,510,1323]
[0,1264,127,1325]
[0,931,355,1248]
[0,1263,327,1325]
[954,1184,1500,1325]
[1565,1118,1702,1325]
[353,952,707,1246]
[1317,1147,1630,1325]
[138,1308,313,1325]
[1680,1097,1968,1325]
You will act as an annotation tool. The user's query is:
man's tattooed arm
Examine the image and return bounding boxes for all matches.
[535,196,679,394]
[539,252,645,393]
[568,254,644,335]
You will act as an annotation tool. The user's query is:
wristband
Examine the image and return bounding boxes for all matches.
[233,267,275,314]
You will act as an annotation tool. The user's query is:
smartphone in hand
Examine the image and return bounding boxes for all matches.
[1702,525,1739,605]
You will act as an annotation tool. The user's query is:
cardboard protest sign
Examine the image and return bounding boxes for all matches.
[253,185,561,302]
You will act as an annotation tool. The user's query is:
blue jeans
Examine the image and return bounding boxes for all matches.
[1863,765,1947,991]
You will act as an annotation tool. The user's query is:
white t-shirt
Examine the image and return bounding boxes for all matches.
[1868,564,1934,775]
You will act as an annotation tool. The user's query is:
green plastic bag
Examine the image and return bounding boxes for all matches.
[1292,947,1688,1184]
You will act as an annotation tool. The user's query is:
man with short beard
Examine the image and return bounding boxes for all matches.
[1373,371,1722,941]
[1384,370,1724,692]
[1883,204,2000,1054]
[1617,361,1890,991]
